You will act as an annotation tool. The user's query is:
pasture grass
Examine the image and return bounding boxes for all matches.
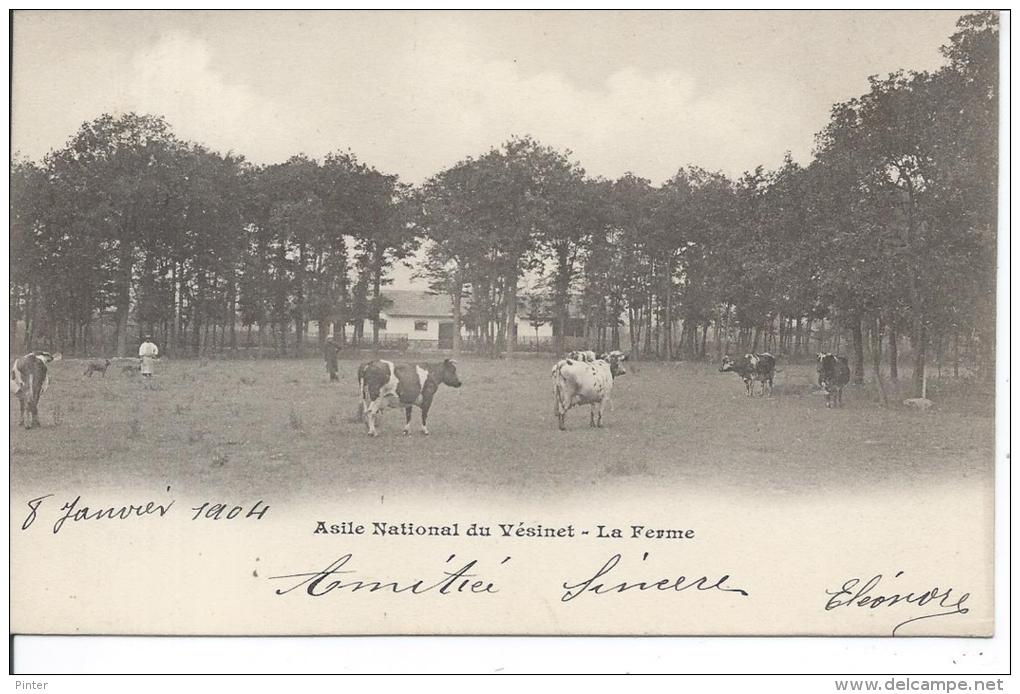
[10,354,995,504]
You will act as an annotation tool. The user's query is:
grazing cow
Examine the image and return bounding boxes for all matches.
[358,359,462,436]
[552,350,627,430]
[10,352,61,429]
[565,350,597,363]
[719,353,776,397]
[816,353,851,408]
[83,359,111,377]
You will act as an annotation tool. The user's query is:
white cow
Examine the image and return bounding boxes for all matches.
[552,351,627,430]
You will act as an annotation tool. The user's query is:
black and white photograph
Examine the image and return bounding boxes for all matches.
[7,9,1007,675]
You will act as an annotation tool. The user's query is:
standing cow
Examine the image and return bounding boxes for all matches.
[10,351,61,429]
[552,351,627,430]
[816,353,851,408]
[358,359,462,436]
[719,353,776,397]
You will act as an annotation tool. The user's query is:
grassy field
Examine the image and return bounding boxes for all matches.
[10,353,995,504]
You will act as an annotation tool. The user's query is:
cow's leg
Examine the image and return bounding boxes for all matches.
[365,399,382,436]
[27,399,39,429]
[557,401,567,431]
[420,402,431,436]
[18,396,26,428]
[745,378,753,396]
[403,406,413,436]
[595,401,604,428]
[589,404,596,428]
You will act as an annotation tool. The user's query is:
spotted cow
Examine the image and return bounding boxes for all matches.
[10,351,61,429]
[357,359,462,436]
[552,350,627,430]
[565,350,597,363]
[816,353,851,408]
[719,352,776,397]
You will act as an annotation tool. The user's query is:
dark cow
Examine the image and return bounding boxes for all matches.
[83,359,111,377]
[358,358,462,436]
[10,351,61,429]
[719,352,776,397]
[552,350,627,430]
[816,353,851,408]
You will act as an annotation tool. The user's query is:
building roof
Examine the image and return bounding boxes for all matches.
[382,290,455,317]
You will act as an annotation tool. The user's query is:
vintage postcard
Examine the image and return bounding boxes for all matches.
[9,10,1001,640]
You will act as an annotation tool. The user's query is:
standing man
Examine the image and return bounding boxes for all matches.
[324,338,340,382]
[139,335,159,389]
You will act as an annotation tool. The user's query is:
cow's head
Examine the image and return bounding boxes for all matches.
[33,352,62,364]
[600,350,627,378]
[438,358,462,388]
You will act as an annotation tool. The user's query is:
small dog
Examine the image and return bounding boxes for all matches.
[83,359,112,377]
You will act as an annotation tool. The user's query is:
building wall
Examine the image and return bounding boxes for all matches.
[362,315,557,342]
[360,315,449,342]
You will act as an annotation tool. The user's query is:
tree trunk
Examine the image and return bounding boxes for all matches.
[372,250,383,348]
[663,256,674,360]
[888,325,899,380]
[229,281,238,351]
[115,241,133,357]
[452,281,463,356]
[504,269,519,356]
[911,321,927,398]
[851,317,865,385]
[871,318,887,406]
[953,329,960,379]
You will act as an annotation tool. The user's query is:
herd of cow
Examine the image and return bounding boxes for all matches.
[9,348,853,434]
[352,348,851,436]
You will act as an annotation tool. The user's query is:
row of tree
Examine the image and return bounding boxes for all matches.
[10,12,997,398]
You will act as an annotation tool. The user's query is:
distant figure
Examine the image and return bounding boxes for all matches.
[324,338,340,382]
[138,336,159,388]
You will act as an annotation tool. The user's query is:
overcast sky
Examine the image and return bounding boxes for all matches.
[13,10,966,186]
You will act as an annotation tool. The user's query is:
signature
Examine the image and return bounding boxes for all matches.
[825,572,971,635]
[269,554,511,596]
[560,552,749,602]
